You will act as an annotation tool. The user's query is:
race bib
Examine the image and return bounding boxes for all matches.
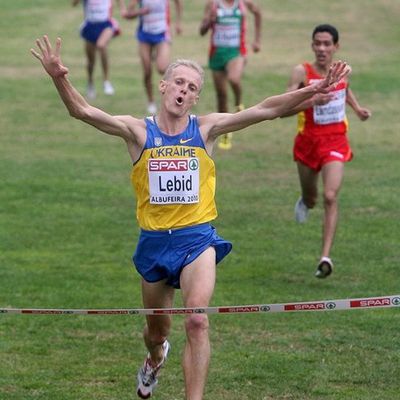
[85,0,110,22]
[142,0,167,35]
[148,158,200,204]
[213,24,241,47]
[313,88,346,125]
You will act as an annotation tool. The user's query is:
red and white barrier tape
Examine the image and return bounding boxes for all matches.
[1,295,399,316]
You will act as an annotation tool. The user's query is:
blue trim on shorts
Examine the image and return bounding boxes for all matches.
[80,20,113,43]
[136,29,168,45]
[133,223,232,289]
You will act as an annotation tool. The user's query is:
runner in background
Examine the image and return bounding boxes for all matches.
[282,24,371,279]
[119,0,182,115]
[200,0,261,150]
[72,0,121,99]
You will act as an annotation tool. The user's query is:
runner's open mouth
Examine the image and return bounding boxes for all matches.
[176,96,183,105]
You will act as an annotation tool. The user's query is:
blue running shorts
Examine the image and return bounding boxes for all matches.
[80,20,113,44]
[136,29,169,45]
[133,223,232,288]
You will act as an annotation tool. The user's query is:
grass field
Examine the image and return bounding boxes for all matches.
[1,1,400,399]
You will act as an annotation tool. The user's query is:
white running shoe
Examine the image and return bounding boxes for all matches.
[103,80,115,95]
[315,257,334,279]
[147,102,157,115]
[137,340,170,399]
[86,83,96,100]
[294,197,309,223]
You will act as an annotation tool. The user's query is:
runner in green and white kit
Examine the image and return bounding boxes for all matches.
[200,0,262,149]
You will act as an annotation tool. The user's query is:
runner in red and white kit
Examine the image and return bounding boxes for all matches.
[283,24,371,278]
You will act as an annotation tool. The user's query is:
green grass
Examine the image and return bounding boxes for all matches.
[1,1,400,399]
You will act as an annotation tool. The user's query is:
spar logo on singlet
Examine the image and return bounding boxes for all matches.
[148,158,200,204]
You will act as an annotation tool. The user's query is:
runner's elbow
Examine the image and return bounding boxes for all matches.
[69,105,90,120]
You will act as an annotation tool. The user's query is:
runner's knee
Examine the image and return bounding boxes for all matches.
[323,189,338,206]
[184,314,209,338]
[228,75,241,87]
[156,63,168,75]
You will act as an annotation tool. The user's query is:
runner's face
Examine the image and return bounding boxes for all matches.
[312,32,338,67]
[160,66,201,116]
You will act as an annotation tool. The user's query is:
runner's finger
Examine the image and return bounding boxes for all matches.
[36,38,46,55]
[43,35,52,55]
[55,37,62,57]
[30,48,42,61]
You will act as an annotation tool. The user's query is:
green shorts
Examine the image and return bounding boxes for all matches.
[209,47,241,71]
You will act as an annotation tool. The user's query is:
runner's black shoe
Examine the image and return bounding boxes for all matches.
[315,257,334,278]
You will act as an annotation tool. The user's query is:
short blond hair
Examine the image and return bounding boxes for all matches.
[163,59,205,91]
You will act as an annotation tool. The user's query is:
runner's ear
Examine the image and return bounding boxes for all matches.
[159,79,166,94]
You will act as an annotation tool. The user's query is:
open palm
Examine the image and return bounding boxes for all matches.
[31,35,69,79]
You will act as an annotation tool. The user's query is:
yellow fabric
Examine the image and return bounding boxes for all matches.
[131,145,217,231]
